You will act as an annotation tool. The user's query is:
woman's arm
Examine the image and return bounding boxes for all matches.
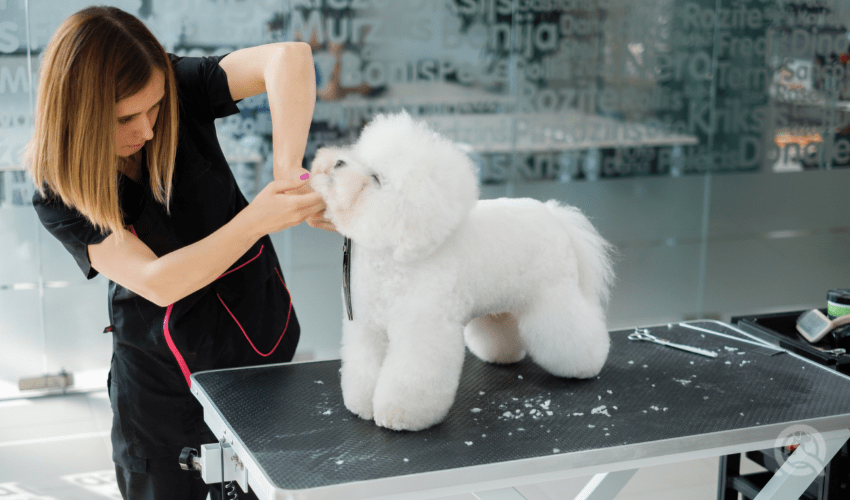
[220,43,335,232]
[219,43,316,181]
[88,177,324,307]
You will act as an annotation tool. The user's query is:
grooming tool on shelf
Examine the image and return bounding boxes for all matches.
[796,309,850,343]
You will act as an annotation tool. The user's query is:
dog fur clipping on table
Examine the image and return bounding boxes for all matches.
[309,112,615,431]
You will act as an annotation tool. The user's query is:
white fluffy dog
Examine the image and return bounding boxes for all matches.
[310,112,615,431]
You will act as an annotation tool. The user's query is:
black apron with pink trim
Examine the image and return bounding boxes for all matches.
[103,143,300,468]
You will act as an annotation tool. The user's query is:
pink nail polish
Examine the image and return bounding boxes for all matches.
[300,173,310,180]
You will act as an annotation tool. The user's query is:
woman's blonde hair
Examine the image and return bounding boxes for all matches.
[26,6,178,239]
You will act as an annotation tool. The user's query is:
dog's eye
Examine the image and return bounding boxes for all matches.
[334,159,346,169]
[371,174,381,186]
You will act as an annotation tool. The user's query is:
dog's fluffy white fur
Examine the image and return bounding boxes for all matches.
[310,112,615,431]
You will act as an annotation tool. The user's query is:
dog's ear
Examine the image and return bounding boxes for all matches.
[355,112,480,263]
[391,161,479,264]
[393,233,443,263]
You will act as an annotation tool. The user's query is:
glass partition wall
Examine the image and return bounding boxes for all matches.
[2,0,849,398]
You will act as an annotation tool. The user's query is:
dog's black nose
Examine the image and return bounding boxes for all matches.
[334,159,346,169]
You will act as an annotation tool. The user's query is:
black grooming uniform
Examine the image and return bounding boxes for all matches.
[32,54,299,499]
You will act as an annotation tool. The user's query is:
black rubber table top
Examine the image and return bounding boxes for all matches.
[192,321,850,491]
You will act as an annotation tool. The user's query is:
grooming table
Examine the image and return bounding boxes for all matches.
[188,321,850,500]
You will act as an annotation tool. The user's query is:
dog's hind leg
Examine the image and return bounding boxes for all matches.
[340,318,387,421]
[464,312,525,364]
[518,286,610,379]
[372,314,466,431]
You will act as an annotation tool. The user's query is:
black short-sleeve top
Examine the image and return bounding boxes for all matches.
[30,54,299,461]
[33,54,244,272]
[33,53,280,296]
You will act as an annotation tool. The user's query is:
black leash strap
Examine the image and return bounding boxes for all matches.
[343,237,352,321]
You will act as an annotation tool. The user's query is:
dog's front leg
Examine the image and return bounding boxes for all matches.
[372,315,466,431]
[340,318,387,421]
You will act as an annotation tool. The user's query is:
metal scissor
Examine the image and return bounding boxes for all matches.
[628,328,718,358]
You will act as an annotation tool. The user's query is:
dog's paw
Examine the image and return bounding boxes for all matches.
[343,397,374,422]
[339,357,381,421]
[372,384,454,431]
[341,381,375,421]
[373,403,443,432]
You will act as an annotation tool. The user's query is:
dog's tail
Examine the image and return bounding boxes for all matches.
[545,200,615,308]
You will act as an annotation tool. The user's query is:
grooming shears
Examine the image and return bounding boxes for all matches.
[628,328,718,358]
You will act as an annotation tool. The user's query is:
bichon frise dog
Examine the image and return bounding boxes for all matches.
[310,112,614,431]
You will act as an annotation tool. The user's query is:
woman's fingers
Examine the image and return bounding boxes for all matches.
[308,219,336,232]
[282,183,314,196]
[294,192,325,213]
[279,191,325,224]
[248,178,327,235]
[271,176,310,194]
[306,212,337,232]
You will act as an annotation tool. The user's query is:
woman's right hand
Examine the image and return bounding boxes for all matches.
[245,174,326,236]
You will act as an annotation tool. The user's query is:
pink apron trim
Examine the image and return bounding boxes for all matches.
[163,304,193,387]
[126,223,285,389]
[127,224,194,388]
[159,244,291,388]
[215,266,293,357]
[216,244,264,279]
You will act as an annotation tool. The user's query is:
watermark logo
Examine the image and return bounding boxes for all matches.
[773,424,828,476]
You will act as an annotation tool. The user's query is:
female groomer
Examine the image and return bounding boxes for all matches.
[27,6,334,499]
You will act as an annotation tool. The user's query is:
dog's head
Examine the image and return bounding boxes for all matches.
[310,112,479,263]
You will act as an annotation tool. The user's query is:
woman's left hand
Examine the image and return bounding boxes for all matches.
[278,169,337,232]
[306,210,337,232]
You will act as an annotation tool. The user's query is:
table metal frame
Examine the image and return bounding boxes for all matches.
[189,320,850,500]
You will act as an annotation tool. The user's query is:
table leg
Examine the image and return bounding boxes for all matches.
[754,428,850,500]
[573,469,638,500]
[717,453,741,500]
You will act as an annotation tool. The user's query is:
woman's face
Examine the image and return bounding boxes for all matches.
[115,69,165,157]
